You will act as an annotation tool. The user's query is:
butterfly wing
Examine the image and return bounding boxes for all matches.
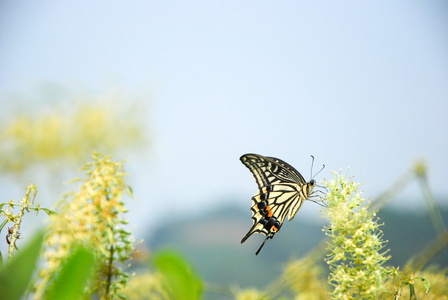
[240,153,315,254]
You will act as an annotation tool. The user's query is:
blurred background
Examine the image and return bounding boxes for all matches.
[1,0,447,294]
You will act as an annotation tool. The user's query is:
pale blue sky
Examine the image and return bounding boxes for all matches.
[1,1,448,237]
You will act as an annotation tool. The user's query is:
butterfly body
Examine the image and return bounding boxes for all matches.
[240,153,317,255]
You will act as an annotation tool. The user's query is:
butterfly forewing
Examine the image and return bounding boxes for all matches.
[264,156,307,185]
[239,154,271,189]
[240,153,316,255]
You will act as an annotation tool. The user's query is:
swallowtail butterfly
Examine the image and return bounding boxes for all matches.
[240,153,321,255]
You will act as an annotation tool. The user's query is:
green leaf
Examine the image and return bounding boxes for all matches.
[0,230,45,300]
[409,283,416,300]
[65,177,83,184]
[126,186,133,197]
[0,219,9,232]
[39,208,57,216]
[154,250,202,300]
[44,245,96,300]
[414,276,430,294]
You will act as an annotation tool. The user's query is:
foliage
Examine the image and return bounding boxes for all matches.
[43,245,96,300]
[0,231,98,300]
[32,153,134,299]
[0,184,55,263]
[392,268,447,299]
[0,231,44,300]
[154,250,202,300]
[1,154,205,300]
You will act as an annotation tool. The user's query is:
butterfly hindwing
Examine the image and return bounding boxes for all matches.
[240,153,316,255]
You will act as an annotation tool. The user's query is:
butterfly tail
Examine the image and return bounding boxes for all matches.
[241,226,256,244]
[255,235,271,255]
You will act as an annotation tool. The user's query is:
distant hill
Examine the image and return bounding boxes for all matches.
[145,201,448,295]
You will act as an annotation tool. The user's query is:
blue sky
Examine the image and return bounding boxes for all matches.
[1,1,448,238]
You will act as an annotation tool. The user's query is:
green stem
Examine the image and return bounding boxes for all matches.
[406,230,448,271]
[8,215,24,258]
[369,168,416,212]
[105,243,114,299]
[417,172,446,235]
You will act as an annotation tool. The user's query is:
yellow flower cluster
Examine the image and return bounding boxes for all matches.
[235,288,268,300]
[323,171,391,299]
[33,153,133,299]
[0,100,145,173]
[121,272,169,300]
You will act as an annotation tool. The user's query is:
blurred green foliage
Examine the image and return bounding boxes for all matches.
[0,231,44,300]
[44,246,96,300]
[154,251,202,300]
[0,183,55,268]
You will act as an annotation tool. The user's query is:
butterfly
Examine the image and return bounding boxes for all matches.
[240,153,322,255]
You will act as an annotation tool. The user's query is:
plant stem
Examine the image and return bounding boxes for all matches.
[105,243,115,299]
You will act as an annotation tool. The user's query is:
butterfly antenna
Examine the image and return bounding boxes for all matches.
[310,155,325,179]
[310,155,315,179]
[311,159,325,179]
[314,164,325,178]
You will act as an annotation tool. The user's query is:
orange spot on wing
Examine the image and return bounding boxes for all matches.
[266,205,271,210]
[268,210,273,217]
[271,225,278,232]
